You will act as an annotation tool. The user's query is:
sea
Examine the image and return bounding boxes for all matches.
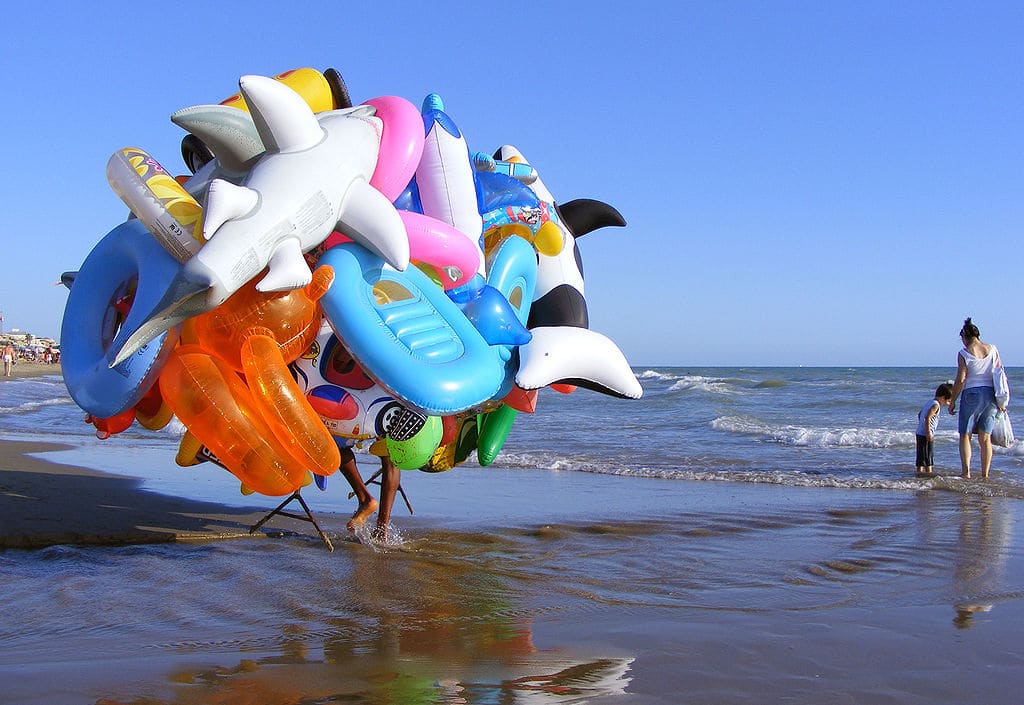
[2,367,1023,704]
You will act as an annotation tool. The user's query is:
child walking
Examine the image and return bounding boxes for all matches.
[916,382,954,475]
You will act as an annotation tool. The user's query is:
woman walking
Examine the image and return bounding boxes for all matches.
[949,318,1005,479]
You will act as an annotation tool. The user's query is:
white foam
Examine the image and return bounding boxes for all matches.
[0,397,76,414]
[670,375,740,394]
[710,415,919,448]
[636,369,683,382]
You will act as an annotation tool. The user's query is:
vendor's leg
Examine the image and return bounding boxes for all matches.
[338,447,377,530]
[978,432,993,480]
[959,433,972,479]
[372,455,400,540]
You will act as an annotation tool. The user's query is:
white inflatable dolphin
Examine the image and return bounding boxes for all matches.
[494,145,642,400]
[109,75,410,367]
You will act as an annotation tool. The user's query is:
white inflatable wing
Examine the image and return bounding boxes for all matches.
[515,326,642,399]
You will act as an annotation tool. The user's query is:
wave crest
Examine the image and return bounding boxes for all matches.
[710,415,915,448]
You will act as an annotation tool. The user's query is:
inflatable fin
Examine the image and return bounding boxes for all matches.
[336,179,410,271]
[515,326,642,399]
[240,74,323,154]
[502,385,538,414]
[171,105,264,174]
[557,198,626,238]
[258,238,312,291]
[203,179,258,239]
[449,281,531,347]
[180,134,214,174]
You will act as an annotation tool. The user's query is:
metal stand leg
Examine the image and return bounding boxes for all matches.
[249,491,334,551]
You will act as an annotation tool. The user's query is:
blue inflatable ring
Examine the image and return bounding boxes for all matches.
[61,219,181,418]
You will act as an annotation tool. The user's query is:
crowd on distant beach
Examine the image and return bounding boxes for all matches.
[2,342,60,377]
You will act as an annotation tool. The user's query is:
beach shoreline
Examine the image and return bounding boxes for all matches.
[0,438,321,550]
[0,361,347,550]
[1,360,62,381]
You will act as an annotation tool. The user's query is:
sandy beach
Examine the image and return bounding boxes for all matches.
[0,363,322,549]
[1,359,62,381]
[0,439,288,549]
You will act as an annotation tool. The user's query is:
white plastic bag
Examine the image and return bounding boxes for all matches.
[992,411,1015,448]
[993,364,1010,408]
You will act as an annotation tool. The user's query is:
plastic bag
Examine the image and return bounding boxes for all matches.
[993,363,1010,408]
[991,411,1015,448]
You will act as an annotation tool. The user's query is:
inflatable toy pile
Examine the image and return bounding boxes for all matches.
[61,67,642,497]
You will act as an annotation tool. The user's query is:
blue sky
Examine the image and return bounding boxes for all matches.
[1,1,1020,366]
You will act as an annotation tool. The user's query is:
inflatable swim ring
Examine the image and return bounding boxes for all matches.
[61,219,181,418]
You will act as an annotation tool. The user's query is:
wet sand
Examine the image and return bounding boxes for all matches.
[0,440,291,549]
[0,362,305,548]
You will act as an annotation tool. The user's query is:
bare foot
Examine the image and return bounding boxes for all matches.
[346,497,378,531]
[371,523,389,542]
[962,472,971,479]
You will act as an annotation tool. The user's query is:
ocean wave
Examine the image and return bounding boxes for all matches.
[669,376,743,394]
[0,397,76,414]
[637,370,791,395]
[636,370,676,381]
[710,415,918,448]
[575,465,1024,499]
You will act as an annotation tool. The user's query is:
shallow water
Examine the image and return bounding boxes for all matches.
[2,369,1024,703]
[1,472,1022,704]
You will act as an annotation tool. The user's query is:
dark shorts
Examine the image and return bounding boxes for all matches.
[915,434,933,468]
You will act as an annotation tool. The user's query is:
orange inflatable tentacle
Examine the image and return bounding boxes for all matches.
[304,265,334,302]
[159,346,308,496]
[241,330,341,476]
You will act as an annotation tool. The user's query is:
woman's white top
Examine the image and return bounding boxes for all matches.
[960,345,1000,389]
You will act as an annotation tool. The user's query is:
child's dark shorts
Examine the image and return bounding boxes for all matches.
[915,434,933,468]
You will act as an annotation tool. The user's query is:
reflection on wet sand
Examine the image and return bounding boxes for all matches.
[952,495,1011,629]
[96,542,632,704]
